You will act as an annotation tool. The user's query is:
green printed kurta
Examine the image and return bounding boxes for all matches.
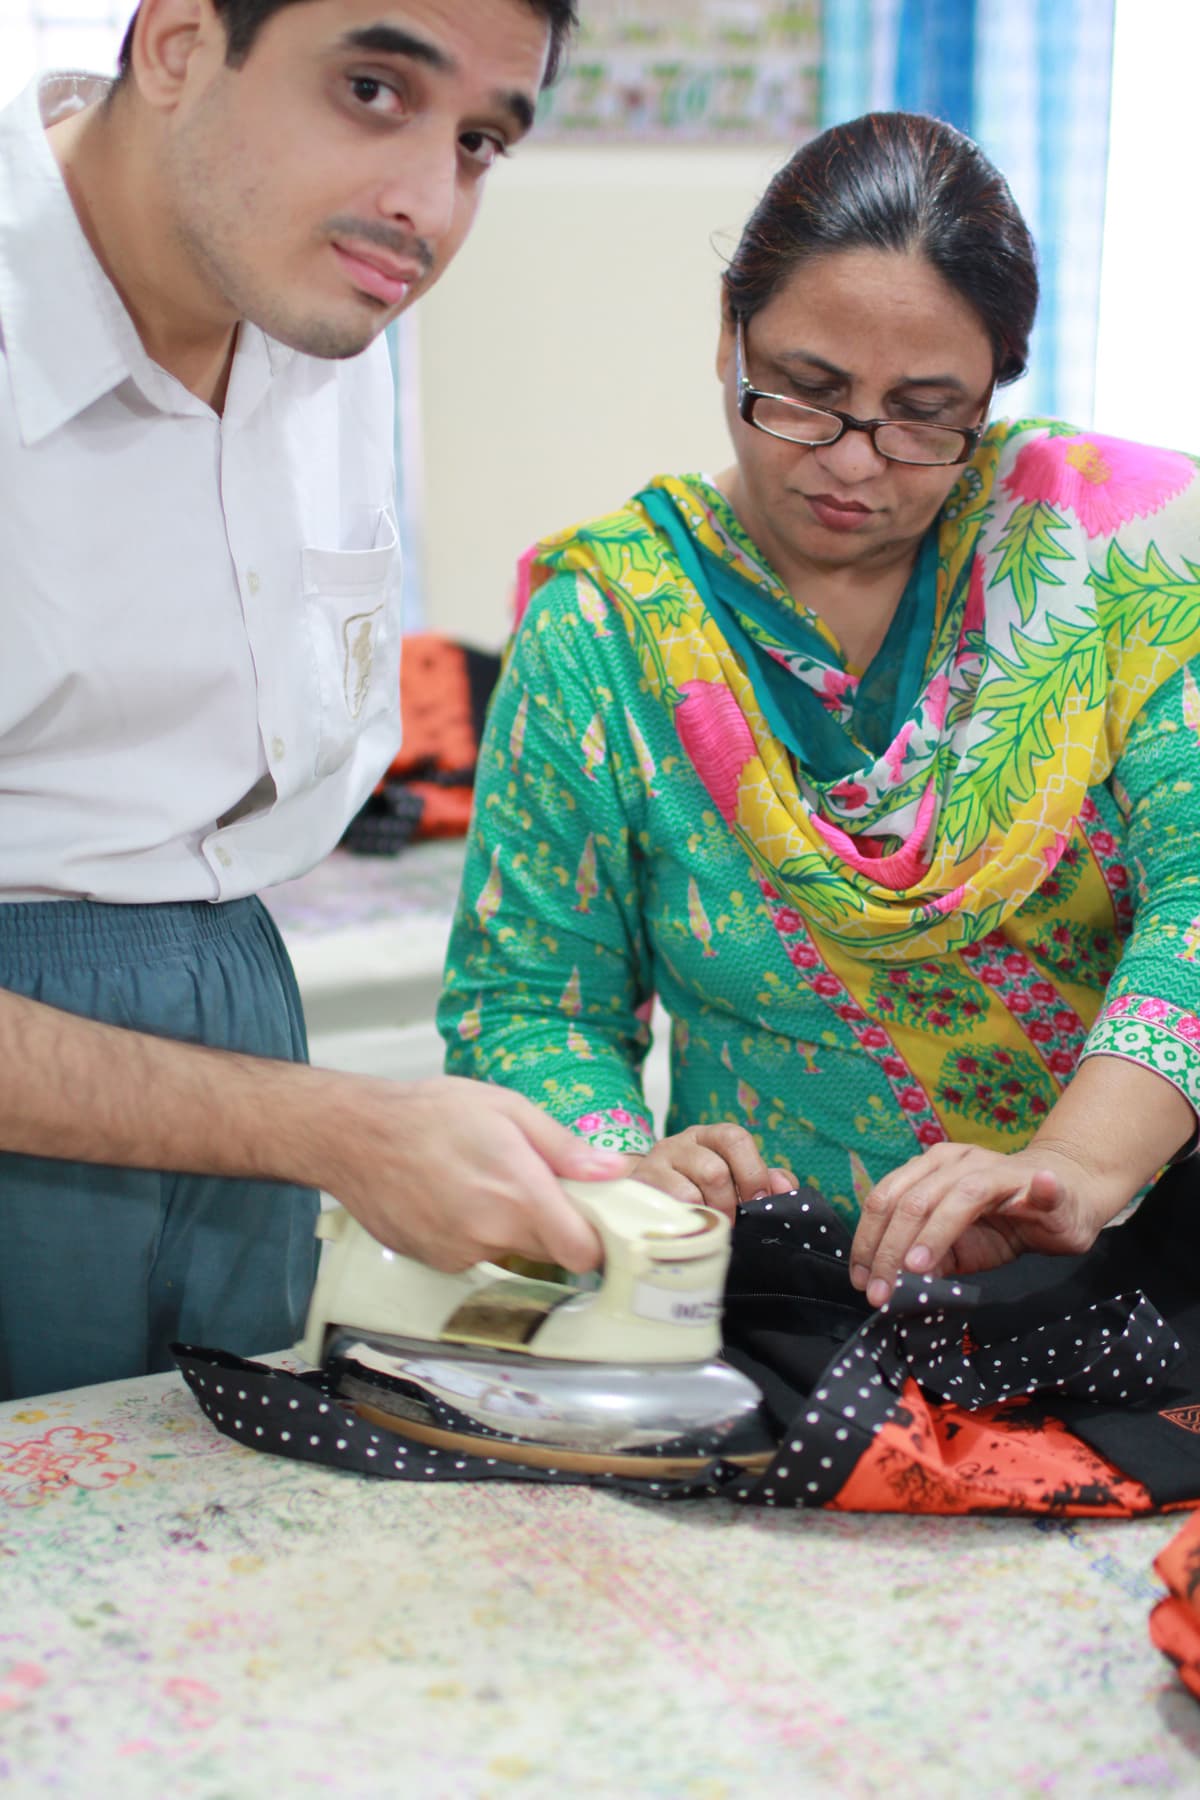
[439,421,1200,1221]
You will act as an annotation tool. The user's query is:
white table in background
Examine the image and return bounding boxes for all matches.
[265,840,671,1117]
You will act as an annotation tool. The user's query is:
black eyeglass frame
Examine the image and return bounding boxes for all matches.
[734,318,992,468]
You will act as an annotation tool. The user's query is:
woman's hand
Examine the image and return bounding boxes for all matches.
[617,1123,796,1220]
[848,1142,1115,1307]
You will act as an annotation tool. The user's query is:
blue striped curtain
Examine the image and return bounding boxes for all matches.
[821,0,1116,424]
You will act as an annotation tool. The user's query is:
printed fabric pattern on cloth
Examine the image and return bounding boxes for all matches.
[174,1168,1200,1520]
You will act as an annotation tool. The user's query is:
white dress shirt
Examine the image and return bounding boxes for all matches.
[0,75,402,904]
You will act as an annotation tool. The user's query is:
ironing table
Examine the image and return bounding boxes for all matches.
[3,1360,1200,1797]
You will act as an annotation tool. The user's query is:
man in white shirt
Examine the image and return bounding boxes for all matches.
[0,0,619,1399]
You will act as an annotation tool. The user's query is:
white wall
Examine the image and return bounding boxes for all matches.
[0,4,126,108]
[1093,0,1200,450]
[414,143,787,645]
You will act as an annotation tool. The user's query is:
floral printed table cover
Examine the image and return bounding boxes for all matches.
[3,1366,1200,1798]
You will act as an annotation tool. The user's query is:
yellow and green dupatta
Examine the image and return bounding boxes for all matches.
[517,420,1200,964]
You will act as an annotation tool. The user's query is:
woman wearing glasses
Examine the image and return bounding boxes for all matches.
[439,112,1200,1305]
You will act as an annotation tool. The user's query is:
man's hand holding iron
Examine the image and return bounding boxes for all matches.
[313,1074,620,1274]
[0,992,618,1282]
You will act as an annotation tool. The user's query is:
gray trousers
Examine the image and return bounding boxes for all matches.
[0,897,319,1400]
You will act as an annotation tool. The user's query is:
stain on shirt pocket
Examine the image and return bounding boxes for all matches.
[302,510,399,777]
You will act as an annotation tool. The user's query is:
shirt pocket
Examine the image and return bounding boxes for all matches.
[302,509,399,778]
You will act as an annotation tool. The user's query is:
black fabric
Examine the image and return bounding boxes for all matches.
[954,1160,1200,1505]
[716,1188,1186,1507]
[341,783,426,855]
[173,1164,1200,1510]
[171,1343,711,1498]
[462,643,504,741]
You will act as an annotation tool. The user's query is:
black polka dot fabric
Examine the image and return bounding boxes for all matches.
[171,1167,1200,1514]
[717,1193,1183,1509]
[171,1344,718,1498]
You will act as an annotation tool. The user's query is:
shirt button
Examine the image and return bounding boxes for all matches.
[271,735,286,760]
[246,570,261,595]
[215,846,233,868]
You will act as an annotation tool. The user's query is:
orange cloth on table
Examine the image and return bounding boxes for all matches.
[1151,1510,1200,1699]
[833,1379,1153,1517]
[383,633,482,838]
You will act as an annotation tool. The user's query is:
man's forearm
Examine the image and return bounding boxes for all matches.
[0,986,343,1187]
[0,986,621,1273]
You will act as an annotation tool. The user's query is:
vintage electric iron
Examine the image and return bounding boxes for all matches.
[300,1177,772,1479]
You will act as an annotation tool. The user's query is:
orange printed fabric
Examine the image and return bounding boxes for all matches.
[387,634,480,782]
[1151,1511,1200,1699]
[831,1379,1153,1518]
[381,634,494,838]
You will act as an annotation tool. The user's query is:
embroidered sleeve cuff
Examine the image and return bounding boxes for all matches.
[1083,995,1200,1148]
[568,1106,655,1155]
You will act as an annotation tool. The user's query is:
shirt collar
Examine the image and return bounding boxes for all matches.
[0,74,296,446]
[0,76,143,444]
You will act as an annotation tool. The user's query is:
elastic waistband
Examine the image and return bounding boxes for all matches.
[0,897,272,976]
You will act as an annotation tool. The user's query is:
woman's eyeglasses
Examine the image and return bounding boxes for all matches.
[735,318,990,468]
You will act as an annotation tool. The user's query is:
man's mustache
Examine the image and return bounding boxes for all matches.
[325,217,434,280]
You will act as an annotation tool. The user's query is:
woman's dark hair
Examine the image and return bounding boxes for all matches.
[116,0,577,86]
[723,111,1038,387]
